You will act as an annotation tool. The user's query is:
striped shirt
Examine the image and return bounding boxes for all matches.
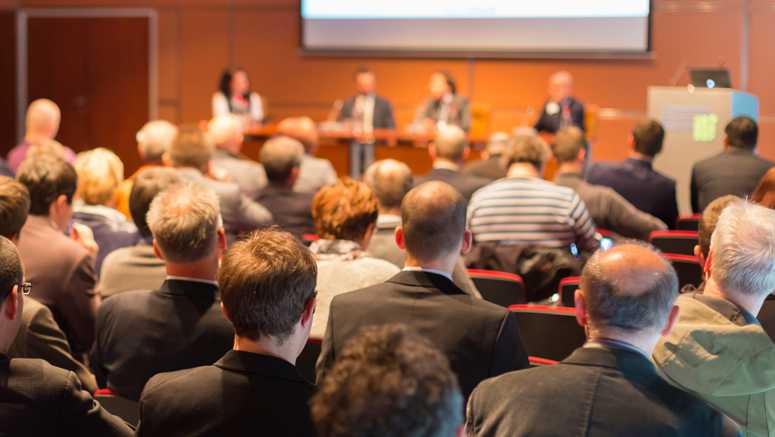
[467,177,599,251]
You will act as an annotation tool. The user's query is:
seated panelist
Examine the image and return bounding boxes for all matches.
[414,71,471,132]
[338,67,396,131]
[534,71,585,134]
[212,68,264,124]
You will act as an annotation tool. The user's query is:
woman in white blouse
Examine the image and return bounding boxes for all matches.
[212,68,264,123]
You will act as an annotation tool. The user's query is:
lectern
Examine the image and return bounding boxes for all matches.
[647,86,759,215]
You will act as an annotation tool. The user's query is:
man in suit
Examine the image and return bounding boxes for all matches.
[90,183,234,401]
[415,71,471,132]
[416,125,490,202]
[165,126,271,241]
[256,136,315,239]
[463,132,510,182]
[136,229,318,437]
[98,167,181,298]
[534,71,586,135]
[587,119,679,228]
[209,114,268,199]
[467,243,736,437]
[316,181,529,399]
[338,67,396,130]
[691,116,774,213]
[0,236,133,436]
[277,116,337,194]
[16,155,99,356]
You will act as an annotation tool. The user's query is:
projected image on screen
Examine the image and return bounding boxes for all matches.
[301,0,651,55]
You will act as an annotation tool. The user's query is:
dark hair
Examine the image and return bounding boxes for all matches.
[0,236,23,302]
[401,181,466,262]
[129,168,182,239]
[353,66,373,80]
[312,178,379,242]
[0,177,30,240]
[725,116,758,149]
[435,70,457,95]
[312,324,463,437]
[218,228,317,342]
[698,195,739,259]
[632,119,665,157]
[218,68,250,107]
[16,155,77,215]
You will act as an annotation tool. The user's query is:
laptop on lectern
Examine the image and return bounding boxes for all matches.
[689,68,732,89]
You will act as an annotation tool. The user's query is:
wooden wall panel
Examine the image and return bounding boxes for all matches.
[0,11,16,152]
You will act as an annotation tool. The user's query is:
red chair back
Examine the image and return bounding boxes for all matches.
[649,230,699,256]
[676,214,701,231]
[468,269,527,307]
[663,254,703,290]
[509,304,585,363]
[558,276,581,307]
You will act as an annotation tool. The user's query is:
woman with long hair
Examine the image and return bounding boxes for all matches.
[212,68,264,123]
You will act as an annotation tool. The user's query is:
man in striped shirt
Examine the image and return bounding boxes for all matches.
[467,134,599,252]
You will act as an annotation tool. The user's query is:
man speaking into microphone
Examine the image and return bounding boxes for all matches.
[534,71,586,134]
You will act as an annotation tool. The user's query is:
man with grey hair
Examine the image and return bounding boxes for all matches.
[90,183,233,401]
[417,125,489,202]
[463,132,510,181]
[277,116,337,194]
[468,243,735,437]
[209,114,267,199]
[654,201,775,437]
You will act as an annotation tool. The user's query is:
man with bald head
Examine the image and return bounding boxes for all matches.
[8,99,76,173]
[209,114,267,199]
[316,181,529,400]
[276,116,337,194]
[463,132,510,181]
[468,243,735,437]
[534,71,586,135]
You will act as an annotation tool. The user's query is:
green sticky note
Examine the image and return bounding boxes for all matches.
[693,114,718,142]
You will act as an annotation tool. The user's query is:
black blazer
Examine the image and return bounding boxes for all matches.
[255,185,315,240]
[691,148,774,212]
[416,95,472,132]
[136,350,316,437]
[467,346,737,437]
[0,355,132,436]
[338,94,396,130]
[90,280,234,400]
[316,270,529,400]
[534,97,586,134]
[416,168,490,202]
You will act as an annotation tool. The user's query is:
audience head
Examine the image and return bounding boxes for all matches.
[485,132,510,158]
[136,120,178,163]
[752,167,775,210]
[129,167,182,240]
[429,71,457,99]
[208,114,244,154]
[277,117,319,154]
[578,243,679,349]
[16,155,77,231]
[219,68,251,99]
[25,139,69,162]
[260,136,304,186]
[218,229,317,355]
[0,237,24,351]
[697,195,739,262]
[25,99,61,141]
[431,125,468,164]
[553,126,586,164]
[312,324,463,437]
[631,119,665,158]
[165,126,214,173]
[363,159,413,214]
[725,116,758,150]
[505,134,550,172]
[312,178,379,248]
[74,148,124,207]
[354,67,376,95]
[548,71,574,102]
[0,177,30,242]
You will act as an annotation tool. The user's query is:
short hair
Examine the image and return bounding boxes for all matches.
[260,136,303,183]
[486,132,510,157]
[17,155,77,215]
[208,114,243,146]
[698,195,739,259]
[312,324,463,437]
[0,236,23,302]
[74,148,124,206]
[129,168,182,239]
[136,120,178,162]
[709,201,775,297]
[277,117,318,153]
[505,134,550,169]
[147,183,221,263]
[752,167,775,210]
[552,126,585,163]
[582,242,678,332]
[218,228,317,342]
[312,178,379,242]
[433,125,467,162]
[725,116,758,149]
[168,126,214,169]
[632,119,665,157]
[0,177,30,239]
[363,159,414,211]
[353,66,373,79]
[401,182,466,262]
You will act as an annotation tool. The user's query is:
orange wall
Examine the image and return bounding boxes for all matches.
[11,0,775,161]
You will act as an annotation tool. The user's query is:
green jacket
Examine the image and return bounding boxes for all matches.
[654,293,775,437]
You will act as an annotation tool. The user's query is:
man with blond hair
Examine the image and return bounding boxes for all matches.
[8,99,76,172]
[209,114,267,198]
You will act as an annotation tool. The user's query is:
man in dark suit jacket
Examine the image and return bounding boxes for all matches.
[691,116,774,212]
[416,125,490,202]
[0,236,133,436]
[90,183,234,400]
[587,119,679,228]
[463,132,510,181]
[136,229,318,437]
[316,181,529,400]
[466,243,737,437]
[534,71,586,134]
[338,67,396,130]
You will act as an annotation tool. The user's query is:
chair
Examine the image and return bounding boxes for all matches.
[676,214,701,231]
[509,304,586,363]
[558,276,581,307]
[94,389,139,426]
[468,269,527,307]
[664,254,703,290]
[296,337,322,383]
[760,295,775,342]
[649,230,699,256]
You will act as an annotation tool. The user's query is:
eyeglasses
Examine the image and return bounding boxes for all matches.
[19,282,31,296]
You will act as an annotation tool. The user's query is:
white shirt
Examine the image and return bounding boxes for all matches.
[353,94,376,133]
[212,91,264,122]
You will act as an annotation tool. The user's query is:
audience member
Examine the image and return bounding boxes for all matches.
[209,113,267,199]
[309,178,399,338]
[534,71,586,134]
[98,167,181,298]
[654,201,775,437]
[312,324,464,437]
[0,237,133,436]
[8,99,76,172]
[695,195,739,266]
[463,132,509,181]
[276,116,337,193]
[553,126,667,239]
[586,119,678,228]
[416,125,489,202]
[414,71,471,132]
[16,156,99,355]
[691,117,773,213]
[752,167,775,209]
[212,68,264,123]
[468,243,736,437]
[468,134,599,251]
[90,183,233,400]
[256,136,315,239]
[338,67,396,130]
[137,229,317,437]
[317,181,529,399]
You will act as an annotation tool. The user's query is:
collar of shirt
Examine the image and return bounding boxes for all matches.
[585,337,650,360]
[377,214,401,230]
[166,276,219,287]
[402,266,453,281]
